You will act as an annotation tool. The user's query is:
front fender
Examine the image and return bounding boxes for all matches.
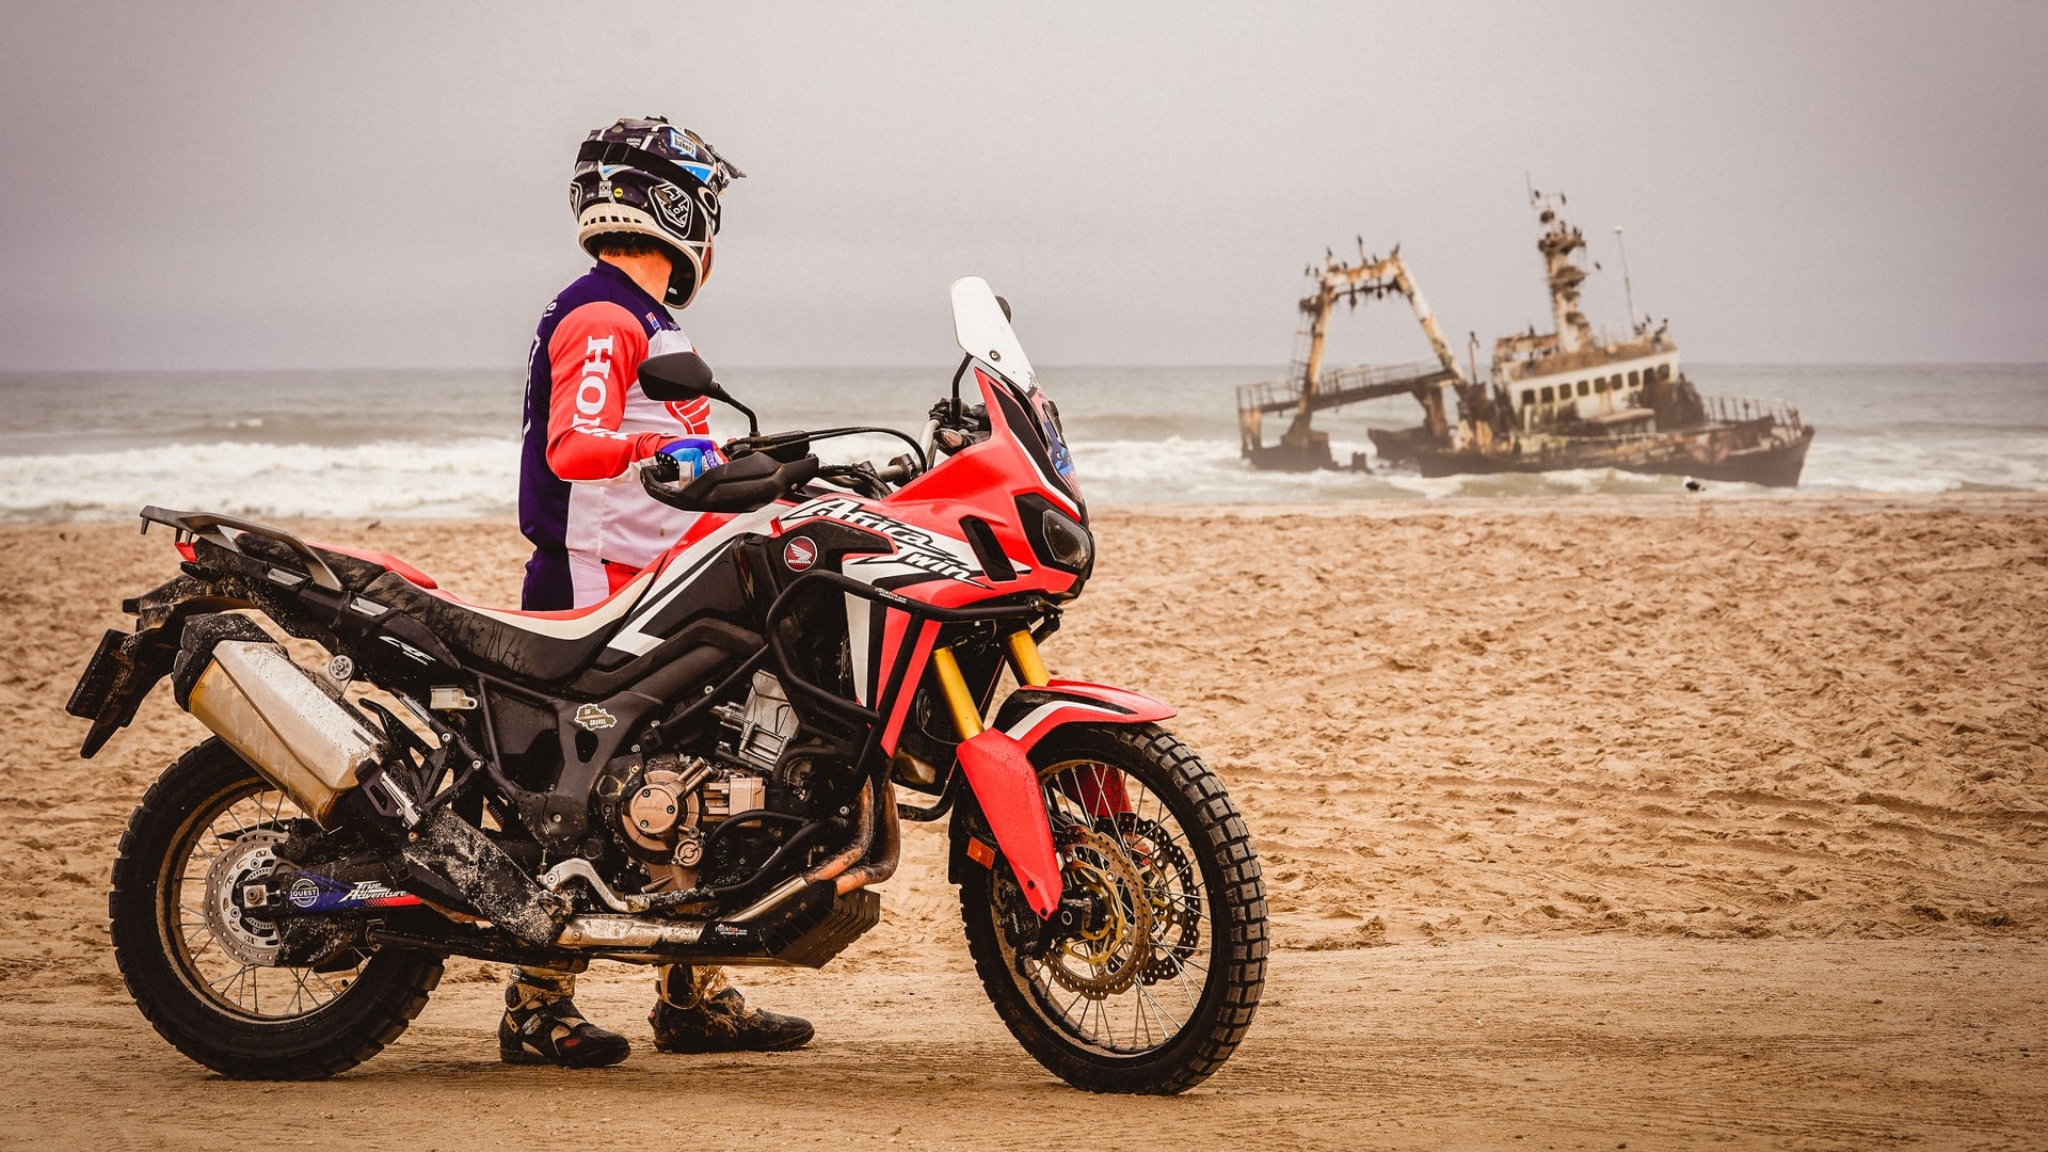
[948,680,1178,914]
[988,679,1176,750]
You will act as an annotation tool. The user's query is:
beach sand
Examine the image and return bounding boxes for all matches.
[2,493,2043,1148]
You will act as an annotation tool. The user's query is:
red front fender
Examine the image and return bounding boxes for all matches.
[953,681,1178,919]
[991,680,1176,750]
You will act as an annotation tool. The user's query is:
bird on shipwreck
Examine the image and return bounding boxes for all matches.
[1235,191,1816,486]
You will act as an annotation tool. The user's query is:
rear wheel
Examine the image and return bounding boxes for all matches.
[959,723,1267,1094]
[109,739,443,1078]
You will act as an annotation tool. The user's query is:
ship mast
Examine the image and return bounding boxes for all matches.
[1533,192,1595,353]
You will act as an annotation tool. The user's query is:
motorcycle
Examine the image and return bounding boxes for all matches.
[67,278,1267,1095]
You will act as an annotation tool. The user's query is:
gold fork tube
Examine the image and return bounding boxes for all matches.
[1005,630,1050,687]
[930,646,985,738]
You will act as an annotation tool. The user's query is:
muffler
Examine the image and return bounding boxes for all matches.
[172,615,383,826]
[171,614,570,946]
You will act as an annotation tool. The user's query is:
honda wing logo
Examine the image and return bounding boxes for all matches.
[782,536,818,572]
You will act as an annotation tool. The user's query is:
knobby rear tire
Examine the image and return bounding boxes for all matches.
[109,739,443,1079]
[958,723,1267,1094]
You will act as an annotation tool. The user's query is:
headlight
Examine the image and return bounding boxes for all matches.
[1040,508,1093,572]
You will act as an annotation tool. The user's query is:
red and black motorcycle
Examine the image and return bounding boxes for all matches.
[68,278,1267,1094]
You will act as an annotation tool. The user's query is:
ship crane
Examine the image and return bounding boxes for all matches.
[1236,244,1496,471]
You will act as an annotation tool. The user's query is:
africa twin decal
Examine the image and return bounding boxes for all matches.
[773,496,1023,707]
[780,496,1027,587]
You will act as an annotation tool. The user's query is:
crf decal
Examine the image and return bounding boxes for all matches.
[380,636,432,665]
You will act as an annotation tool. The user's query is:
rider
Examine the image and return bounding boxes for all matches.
[503,116,811,1068]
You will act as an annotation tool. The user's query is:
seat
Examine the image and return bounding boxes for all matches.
[306,542,438,589]
[231,534,423,594]
[227,528,656,682]
[360,566,659,684]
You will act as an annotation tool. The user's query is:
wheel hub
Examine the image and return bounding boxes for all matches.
[203,829,287,967]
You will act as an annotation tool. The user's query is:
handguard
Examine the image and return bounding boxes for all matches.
[641,450,820,514]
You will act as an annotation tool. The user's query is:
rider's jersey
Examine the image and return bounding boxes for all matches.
[519,261,711,606]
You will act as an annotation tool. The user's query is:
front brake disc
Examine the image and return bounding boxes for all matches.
[1043,826,1153,1000]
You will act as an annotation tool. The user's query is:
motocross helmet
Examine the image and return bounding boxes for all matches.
[571,117,744,309]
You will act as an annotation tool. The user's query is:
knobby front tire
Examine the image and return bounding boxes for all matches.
[109,739,443,1079]
[958,723,1267,1094]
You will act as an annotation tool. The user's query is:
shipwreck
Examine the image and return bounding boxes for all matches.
[1236,192,1815,486]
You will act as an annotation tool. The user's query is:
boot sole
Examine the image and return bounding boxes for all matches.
[499,1045,631,1068]
[653,1030,814,1055]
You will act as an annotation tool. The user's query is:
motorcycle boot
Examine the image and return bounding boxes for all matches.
[499,968,630,1068]
[649,964,813,1053]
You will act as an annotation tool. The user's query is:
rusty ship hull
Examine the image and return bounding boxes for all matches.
[1371,414,1815,487]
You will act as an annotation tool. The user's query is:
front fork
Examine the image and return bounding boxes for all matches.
[932,630,1066,917]
[929,628,1048,739]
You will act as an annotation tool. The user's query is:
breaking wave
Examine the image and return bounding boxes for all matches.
[0,364,2041,520]
[0,439,519,522]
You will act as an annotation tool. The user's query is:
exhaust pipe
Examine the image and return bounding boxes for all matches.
[172,618,383,826]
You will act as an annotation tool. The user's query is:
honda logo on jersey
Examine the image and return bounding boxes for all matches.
[782,536,818,572]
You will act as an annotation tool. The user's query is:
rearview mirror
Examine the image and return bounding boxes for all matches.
[637,351,759,436]
[638,351,717,401]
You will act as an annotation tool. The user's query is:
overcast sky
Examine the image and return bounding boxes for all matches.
[3,1,2043,370]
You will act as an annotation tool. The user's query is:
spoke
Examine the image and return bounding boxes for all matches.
[311,966,345,1003]
[1137,980,1184,1035]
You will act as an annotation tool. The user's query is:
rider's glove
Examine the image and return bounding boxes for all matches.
[655,437,725,478]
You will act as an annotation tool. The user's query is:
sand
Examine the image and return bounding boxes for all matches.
[2,492,2044,1148]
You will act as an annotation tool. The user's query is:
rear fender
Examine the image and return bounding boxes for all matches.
[67,574,260,757]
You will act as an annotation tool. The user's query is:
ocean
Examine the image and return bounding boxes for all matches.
[0,364,2042,522]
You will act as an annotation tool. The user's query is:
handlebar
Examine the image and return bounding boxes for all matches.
[650,395,984,510]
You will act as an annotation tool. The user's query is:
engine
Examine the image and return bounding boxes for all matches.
[593,671,800,894]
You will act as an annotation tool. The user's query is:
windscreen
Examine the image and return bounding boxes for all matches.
[950,277,1036,392]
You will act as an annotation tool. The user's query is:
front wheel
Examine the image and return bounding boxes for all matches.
[958,723,1267,1094]
[109,739,443,1078]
